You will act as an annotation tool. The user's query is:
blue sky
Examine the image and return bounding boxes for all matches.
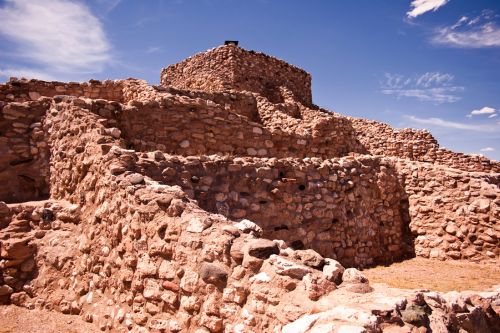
[1,0,499,160]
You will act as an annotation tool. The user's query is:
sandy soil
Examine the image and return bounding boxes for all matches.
[0,306,100,333]
[363,257,500,292]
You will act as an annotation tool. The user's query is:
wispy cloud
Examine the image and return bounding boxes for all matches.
[381,72,463,103]
[432,10,500,48]
[407,0,450,18]
[0,0,111,80]
[480,147,495,152]
[92,0,122,13]
[146,46,161,54]
[0,67,57,81]
[466,106,496,118]
[406,115,499,132]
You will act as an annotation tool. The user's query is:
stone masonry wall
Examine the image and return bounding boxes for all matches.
[161,45,313,106]
[0,98,340,331]
[117,94,361,159]
[395,159,499,261]
[0,78,125,103]
[132,153,413,268]
[350,117,500,173]
[0,99,51,203]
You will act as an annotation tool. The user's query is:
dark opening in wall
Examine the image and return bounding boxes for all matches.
[274,225,289,231]
[332,218,339,224]
[290,240,305,250]
[298,184,306,191]
[278,171,285,178]
[42,208,55,222]
[259,200,268,205]
[191,176,200,183]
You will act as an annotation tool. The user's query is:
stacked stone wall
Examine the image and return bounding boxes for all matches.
[350,117,500,173]
[0,78,125,103]
[133,153,413,267]
[117,95,360,159]
[395,159,499,261]
[161,45,313,106]
[0,99,51,203]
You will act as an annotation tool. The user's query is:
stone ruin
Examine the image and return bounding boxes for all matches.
[0,44,498,332]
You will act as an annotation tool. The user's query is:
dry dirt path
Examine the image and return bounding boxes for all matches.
[0,306,100,333]
[363,257,500,292]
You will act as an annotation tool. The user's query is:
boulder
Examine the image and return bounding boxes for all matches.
[295,249,325,269]
[322,258,345,284]
[200,263,228,286]
[247,239,279,259]
[342,268,368,284]
[234,219,263,237]
[270,255,311,280]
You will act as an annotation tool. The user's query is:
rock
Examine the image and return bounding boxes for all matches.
[473,198,490,213]
[337,325,367,333]
[222,284,247,305]
[303,274,336,301]
[222,225,240,236]
[149,318,170,331]
[342,268,368,284]
[270,255,312,280]
[143,279,161,300]
[180,270,199,293]
[322,258,345,284]
[401,304,429,327]
[200,262,228,286]
[249,272,271,283]
[136,255,157,277]
[29,91,41,100]
[234,219,263,237]
[295,249,325,269]
[230,238,246,263]
[0,285,14,296]
[109,127,121,139]
[186,216,213,233]
[282,313,320,333]
[247,239,279,259]
[180,140,190,148]
[1,237,35,260]
[127,173,144,185]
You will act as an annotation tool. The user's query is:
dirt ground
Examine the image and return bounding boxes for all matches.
[363,257,500,292]
[0,306,100,333]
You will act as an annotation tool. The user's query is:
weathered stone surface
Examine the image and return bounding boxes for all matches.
[247,239,279,259]
[200,262,228,286]
[323,258,345,283]
[234,219,263,237]
[270,255,312,279]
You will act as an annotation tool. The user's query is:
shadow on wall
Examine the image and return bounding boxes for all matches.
[0,99,52,204]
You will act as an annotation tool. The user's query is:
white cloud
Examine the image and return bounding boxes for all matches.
[406,115,499,132]
[0,0,111,79]
[468,106,496,116]
[432,11,500,48]
[480,147,495,152]
[407,0,450,18]
[0,67,57,81]
[489,113,498,118]
[381,72,463,104]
